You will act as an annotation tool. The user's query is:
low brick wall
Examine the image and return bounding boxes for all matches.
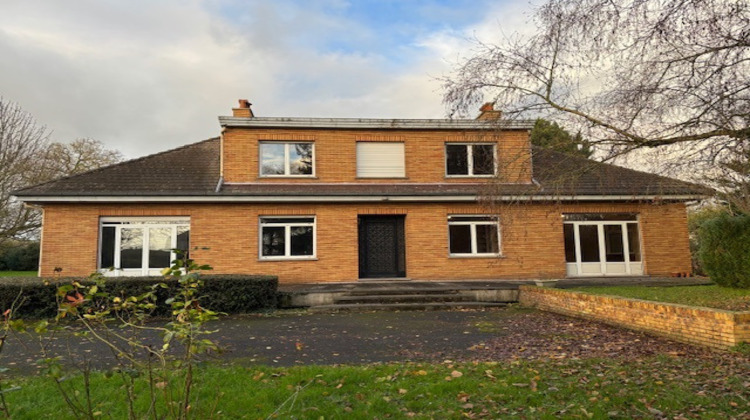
[519,286,750,349]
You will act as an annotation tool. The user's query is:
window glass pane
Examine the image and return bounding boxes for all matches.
[149,228,172,268]
[120,228,143,269]
[603,224,625,262]
[100,226,116,268]
[260,143,285,175]
[475,224,499,254]
[563,224,576,263]
[578,225,600,262]
[176,226,190,260]
[446,145,468,175]
[262,226,285,256]
[449,225,472,254]
[627,223,641,261]
[290,226,313,256]
[289,143,313,175]
[472,145,495,175]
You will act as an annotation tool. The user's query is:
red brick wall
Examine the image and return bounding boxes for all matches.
[520,286,750,349]
[39,202,692,283]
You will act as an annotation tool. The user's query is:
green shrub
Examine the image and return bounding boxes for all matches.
[0,274,278,318]
[0,240,39,271]
[698,213,750,288]
[687,205,728,276]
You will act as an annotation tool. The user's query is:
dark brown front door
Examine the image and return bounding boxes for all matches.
[358,215,406,278]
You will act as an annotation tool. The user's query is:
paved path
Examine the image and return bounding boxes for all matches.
[2,306,723,375]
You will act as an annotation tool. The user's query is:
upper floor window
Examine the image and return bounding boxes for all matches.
[260,142,314,177]
[445,143,496,177]
[356,142,406,178]
[99,217,190,276]
[448,215,501,256]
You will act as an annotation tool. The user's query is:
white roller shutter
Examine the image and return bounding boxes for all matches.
[356,142,405,178]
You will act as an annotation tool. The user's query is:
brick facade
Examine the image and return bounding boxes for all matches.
[221,128,533,184]
[28,105,700,282]
[520,286,750,349]
[39,201,692,282]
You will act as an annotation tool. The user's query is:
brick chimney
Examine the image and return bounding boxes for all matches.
[232,99,254,117]
[476,102,502,120]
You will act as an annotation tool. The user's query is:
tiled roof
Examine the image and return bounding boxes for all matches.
[14,137,708,201]
[530,148,709,197]
[14,138,221,196]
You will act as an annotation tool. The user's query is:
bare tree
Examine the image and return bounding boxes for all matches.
[0,98,51,243]
[43,138,123,179]
[443,0,749,208]
[0,98,123,243]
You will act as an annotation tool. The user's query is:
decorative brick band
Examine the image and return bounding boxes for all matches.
[519,286,750,349]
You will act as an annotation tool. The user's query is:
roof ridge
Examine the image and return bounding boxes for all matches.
[14,137,219,195]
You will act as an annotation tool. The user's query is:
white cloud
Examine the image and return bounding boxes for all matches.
[0,0,534,157]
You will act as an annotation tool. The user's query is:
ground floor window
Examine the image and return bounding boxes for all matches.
[448,215,501,256]
[563,213,642,276]
[99,217,189,276]
[260,216,315,259]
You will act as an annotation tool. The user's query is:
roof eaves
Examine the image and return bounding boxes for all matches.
[16,193,706,204]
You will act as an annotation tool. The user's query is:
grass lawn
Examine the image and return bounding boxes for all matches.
[0,271,36,277]
[4,357,749,419]
[572,285,750,311]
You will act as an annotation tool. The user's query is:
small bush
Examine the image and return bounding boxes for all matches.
[698,213,750,288]
[0,240,39,271]
[0,274,278,319]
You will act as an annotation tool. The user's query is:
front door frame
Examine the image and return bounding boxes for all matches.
[358,215,406,279]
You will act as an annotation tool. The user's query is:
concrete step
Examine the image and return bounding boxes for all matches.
[344,288,461,297]
[333,293,474,304]
[309,302,508,313]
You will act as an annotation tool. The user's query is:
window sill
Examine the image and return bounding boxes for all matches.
[257,176,318,179]
[355,177,409,180]
[258,257,318,262]
[448,254,505,259]
[445,175,496,179]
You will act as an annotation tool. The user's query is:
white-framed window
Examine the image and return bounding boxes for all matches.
[99,217,190,276]
[259,216,316,260]
[445,143,496,177]
[259,142,314,177]
[448,215,501,256]
[356,142,406,178]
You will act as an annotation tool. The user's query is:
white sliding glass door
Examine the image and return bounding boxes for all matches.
[99,217,190,276]
[563,214,643,276]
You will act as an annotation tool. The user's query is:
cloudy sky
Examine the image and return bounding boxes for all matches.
[0,0,535,157]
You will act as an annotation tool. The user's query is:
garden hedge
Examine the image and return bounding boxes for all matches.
[0,274,278,319]
[698,212,750,288]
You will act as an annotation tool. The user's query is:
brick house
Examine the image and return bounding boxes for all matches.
[14,101,706,283]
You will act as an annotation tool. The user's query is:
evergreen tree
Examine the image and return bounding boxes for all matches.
[530,118,592,158]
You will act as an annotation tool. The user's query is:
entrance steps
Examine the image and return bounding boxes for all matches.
[293,282,518,312]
